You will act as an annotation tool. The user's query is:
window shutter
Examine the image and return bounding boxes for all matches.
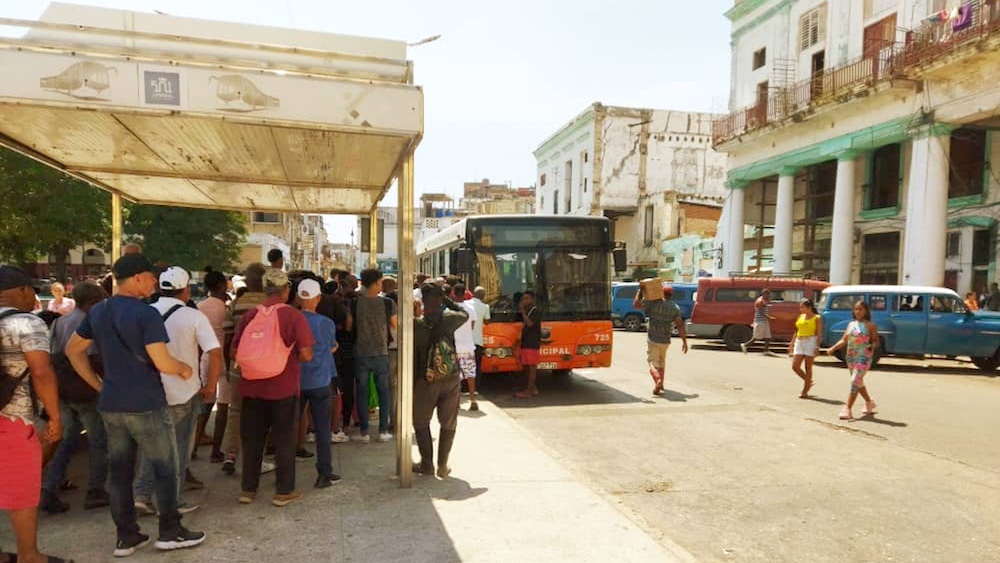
[817,4,828,46]
[800,13,810,52]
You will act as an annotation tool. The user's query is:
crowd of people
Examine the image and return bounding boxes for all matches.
[0,248,488,562]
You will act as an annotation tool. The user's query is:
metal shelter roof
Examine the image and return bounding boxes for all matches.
[0,2,424,214]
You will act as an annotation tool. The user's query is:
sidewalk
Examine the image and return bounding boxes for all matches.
[2,398,692,563]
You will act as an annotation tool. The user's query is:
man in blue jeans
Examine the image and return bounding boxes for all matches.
[134,267,222,516]
[297,278,341,487]
[351,268,397,444]
[66,254,206,557]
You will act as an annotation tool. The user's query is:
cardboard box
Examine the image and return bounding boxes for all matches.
[640,277,664,300]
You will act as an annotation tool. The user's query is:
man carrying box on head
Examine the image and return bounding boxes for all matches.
[633,279,687,396]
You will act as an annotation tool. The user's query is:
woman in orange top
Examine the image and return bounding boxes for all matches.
[965,292,980,311]
[788,299,823,398]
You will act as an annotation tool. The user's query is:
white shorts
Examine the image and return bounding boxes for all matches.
[201,354,233,404]
[752,322,772,340]
[458,352,477,380]
[793,336,818,357]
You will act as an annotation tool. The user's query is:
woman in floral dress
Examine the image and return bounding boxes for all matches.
[825,300,880,420]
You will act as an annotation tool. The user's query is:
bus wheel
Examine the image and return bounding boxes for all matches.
[624,314,644,332]
[722,325,752,351]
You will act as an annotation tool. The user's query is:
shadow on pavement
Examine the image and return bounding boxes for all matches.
[855,414,908,427]
[803,396,845,406]
[657,390,700,402]
[478,371,643,408]
[425,476,488,502]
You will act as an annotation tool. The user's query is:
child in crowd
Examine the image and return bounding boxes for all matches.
[825,300,880,420]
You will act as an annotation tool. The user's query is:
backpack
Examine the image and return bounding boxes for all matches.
[0,309,34,411]
[424,318,459,383]
[235,304,293,380]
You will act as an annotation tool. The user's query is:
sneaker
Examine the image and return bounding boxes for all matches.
[863,401,878,416]
[261,460,276,474]
[134,500,157,517]
[295,447,315,460]
[114,532,150,557]
[352,433,370,443]
[740,343,748,354]
[84,487,111,510]
[209,451,225,464]
[838,407,853,420]
[305,432,316,444]
[183,469,204,491]
[177,502,200,515]
[155,526,206,551]
[40,490,70,514]
[272,491,303,507]
[221,459,236,475]
[314,473,342,489]
[331,430,350,443]
[238,491,255,504]
[377,432,393,443]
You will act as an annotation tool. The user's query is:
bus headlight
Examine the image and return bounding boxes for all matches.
[577,345,592,356]
[486,347,514,359]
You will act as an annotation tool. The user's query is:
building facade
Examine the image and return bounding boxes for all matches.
[534,103,728,278]
[715,0,1000,293]
[460,179,536,215]
[241,212,329,272]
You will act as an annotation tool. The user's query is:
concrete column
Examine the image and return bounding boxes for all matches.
[957,225,975,294]
[773,170,797,275]
[829,153,858,285]
[903,131,950,286]
[725,186,746,275]
[396,150,415,488]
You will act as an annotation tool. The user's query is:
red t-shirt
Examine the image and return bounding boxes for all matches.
[231,296,315,400]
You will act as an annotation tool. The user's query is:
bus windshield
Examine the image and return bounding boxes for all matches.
[476,247,610,322]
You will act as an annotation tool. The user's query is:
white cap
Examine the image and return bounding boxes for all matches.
[297,278,322,300]
[159,266,190,291]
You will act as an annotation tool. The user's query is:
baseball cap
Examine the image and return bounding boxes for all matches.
[0,265,40,292]
[112,254,155,280]
[263,268,290,289]
[297,278,322,300]
[159,266,191,291]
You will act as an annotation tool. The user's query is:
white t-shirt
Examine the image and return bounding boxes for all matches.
[453,300,478,354]
[151,297,220,405]
[470,298,490,347]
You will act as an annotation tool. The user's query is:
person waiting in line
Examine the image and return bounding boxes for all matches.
[317,276,350,443]
[66,254,205,556]
[412,284,468,477]
[451,283,480,410]
[787,299,822,399]
[197,268,234,464]
[351,268,397,443]
[469,286,491,378]
[46,282,75,316]
[41,282,109,515]
[380,276,400,432]
[741,289,776,355]
[514,291,542,398]
[633,285,687,396]
[267,248,284,271]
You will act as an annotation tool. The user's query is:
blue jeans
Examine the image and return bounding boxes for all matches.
[135,394,201,506]
[101,408,181,540]
[300,386,334,477]
[42,401,108,493]
[354,355,390,434]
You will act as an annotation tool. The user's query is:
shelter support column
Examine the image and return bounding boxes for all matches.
[773,170,797,275]
[829,153,858,285]
[111,193,122,260]
[903,127,951,286]
[725,185,745,275]
[396,151,415,488]
[369,210,378,268]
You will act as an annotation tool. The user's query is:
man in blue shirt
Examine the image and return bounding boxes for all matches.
[66,254,206,557]
[297,278,341,488]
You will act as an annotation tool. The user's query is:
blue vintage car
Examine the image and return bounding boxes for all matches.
[819,285,1000,372]
[611,282,696,332]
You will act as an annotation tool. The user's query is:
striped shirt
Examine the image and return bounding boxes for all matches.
[753,298,770,324]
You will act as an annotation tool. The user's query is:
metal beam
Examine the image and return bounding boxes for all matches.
[64,166,387,192]
[369,209,379,268]
[396,150,415,488]
[111,192,122,292]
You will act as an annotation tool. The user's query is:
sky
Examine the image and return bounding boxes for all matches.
[9,0,734,244]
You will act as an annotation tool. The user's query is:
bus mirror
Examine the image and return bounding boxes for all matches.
[613,248,627,272]
[456,248,474,273]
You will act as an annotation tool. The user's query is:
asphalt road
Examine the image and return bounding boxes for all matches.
[477,331,1000,563]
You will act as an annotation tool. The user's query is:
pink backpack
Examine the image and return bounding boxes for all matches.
[236,304,293,380]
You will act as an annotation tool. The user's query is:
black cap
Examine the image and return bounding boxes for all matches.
[113,254,155,280]
[0,265,39,292]
[420,283,444,298]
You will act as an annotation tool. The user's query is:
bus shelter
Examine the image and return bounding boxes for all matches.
[0,3,421,486]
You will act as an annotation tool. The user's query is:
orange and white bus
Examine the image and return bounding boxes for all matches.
[416,215,626,375]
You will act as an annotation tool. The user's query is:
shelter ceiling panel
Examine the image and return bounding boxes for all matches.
[187,180,378,213]
[0,105,166,172]
[270,128,409,187]
[289,185,379,213]
[113,115,286,182]
[87,173,215,206]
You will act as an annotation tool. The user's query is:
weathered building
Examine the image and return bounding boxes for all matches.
[534,103,728,278]
[241,212,327,272]
[715,0,1000,292]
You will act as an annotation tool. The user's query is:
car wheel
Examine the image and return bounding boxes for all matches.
[971,350,1000,372]
[723,324,752,351]
[624,314,643,332]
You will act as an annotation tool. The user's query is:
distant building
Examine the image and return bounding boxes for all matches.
[241,212,328,272]
[534,103,728,279]
[460,179,536,215]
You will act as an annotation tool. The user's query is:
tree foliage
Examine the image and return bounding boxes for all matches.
[125,204,247,272]
[0,148,111,276]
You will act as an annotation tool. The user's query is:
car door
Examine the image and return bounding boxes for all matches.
[925,293,982,356]
[888,292,928,354]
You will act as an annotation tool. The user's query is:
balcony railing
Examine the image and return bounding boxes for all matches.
[714,0,1000,146]
[712,47,902,145]
[900,0,1000,69]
